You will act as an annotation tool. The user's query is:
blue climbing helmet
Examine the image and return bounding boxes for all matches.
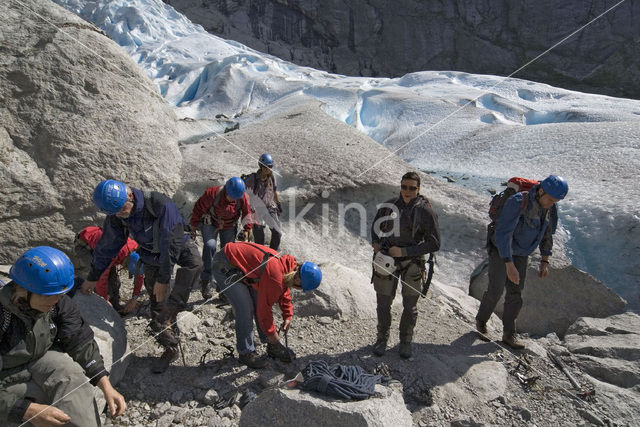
[93,179,127,214]
[127,251,143,276]
[300,261,322,292]
[541,175,569,200]
[9,246,75,295]
[259,153,274,168]
[225,177,245,199]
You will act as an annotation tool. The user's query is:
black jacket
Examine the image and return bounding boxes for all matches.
[371,195,441,258]
[0,283,107,424]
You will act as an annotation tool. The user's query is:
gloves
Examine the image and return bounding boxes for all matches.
[267,341,295,363]
[276,201,283,214]
[237,230,247,241]
[190,229,198,241]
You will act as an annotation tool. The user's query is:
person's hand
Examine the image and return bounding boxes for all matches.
[121,298,138,314]
[388,246,403,257]
[153,282,169,302]
[237,230,247,241]
[190,229,198,241]
[280,317,292,333]
[506,262,520,284]
[81,280,97,295]
[372,242,380,254]
[23,402,70,426]
[538,260,549,278]
[97,376,127,417]
[276,201,283,214]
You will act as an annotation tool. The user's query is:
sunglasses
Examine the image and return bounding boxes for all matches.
[401,185,418,191]
[260,164,273,169]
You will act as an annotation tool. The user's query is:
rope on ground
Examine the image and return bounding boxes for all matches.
[300,360,389,400]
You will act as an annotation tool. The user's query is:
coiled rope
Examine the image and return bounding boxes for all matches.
[301,360,388,400]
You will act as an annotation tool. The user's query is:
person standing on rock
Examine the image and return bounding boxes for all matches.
[211,241,322,369]
[371,171,441,359]
[242,153,283,250]
[0,246,126,426]
[189,177,252,300]
[475,175,568,349]
[83,179,202,374]
[73,225,144,315]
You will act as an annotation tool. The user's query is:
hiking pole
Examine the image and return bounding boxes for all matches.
[177,339,187,367]
[548,353,580,389]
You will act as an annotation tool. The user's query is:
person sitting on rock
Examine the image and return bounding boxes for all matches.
[371,171,441,359]
[242,153,283,251]
[211,241,322,369]
[82,179,202,374]
[475,175,568,349]
[73,226,144,315]
[189,177,252,300]
[0,246,126,426]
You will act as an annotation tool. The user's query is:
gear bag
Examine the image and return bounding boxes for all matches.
[486,177,538,247]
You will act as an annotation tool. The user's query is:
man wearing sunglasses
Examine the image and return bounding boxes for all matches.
[371,172,441,359]
[242,153,283,250]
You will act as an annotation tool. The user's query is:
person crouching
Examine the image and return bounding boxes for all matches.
[212,242,321,369]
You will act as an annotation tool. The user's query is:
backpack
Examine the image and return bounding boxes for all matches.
[487,177,538,247]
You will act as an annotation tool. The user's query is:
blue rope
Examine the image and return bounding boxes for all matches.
[301,360,387,400]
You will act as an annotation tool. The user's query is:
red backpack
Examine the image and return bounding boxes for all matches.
[487,177,538,246]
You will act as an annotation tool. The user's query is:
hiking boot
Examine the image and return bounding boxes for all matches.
[372,338,387,356]
[399,341,412,359]
[476,319,488,335]
[238,352,268,369]
[502,332,525,350]
[151,346,179,374]
[201,279,213,300]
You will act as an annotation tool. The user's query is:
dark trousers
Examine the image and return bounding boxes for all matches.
[476,245,528,334]
[143,239,202,319]
[252,225,281,251]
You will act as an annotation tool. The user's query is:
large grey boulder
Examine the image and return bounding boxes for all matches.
[240,385,412,427]
[72,293,130,386]
[469,261,625,336]
[0,0,180,264]
[563,312,640,389]
[167,0,640,99]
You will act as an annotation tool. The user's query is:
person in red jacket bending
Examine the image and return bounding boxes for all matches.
[190,177,253,300]
[73,226,144,314]
[211,242,322,369]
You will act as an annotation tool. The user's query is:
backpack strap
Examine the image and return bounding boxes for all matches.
[142,192,162,254]
[241,243,281,285]
[0,304,12,340]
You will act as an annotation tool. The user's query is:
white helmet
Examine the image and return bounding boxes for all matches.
[373,252,396,277]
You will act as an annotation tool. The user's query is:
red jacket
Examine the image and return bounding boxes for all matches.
[224,242,295,336]
[189,186,252,231]
[78,226,143,300]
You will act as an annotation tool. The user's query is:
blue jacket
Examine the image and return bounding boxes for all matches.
[89,188,187,284]
[495,185,557,261]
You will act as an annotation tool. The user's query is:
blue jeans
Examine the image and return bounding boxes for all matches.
[212,251,267,355]
[200,224,236,284]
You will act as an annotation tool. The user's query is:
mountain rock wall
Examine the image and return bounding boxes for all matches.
[165,0,640,99]
[0,0,181,263]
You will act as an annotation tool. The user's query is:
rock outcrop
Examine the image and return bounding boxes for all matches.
[240,384,413,427]
[165,0,640,99]
[468,261,626,336]
[0,0,181,264]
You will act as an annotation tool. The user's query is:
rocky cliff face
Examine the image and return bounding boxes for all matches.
[0,0,181,263]
[165,0,640,99]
